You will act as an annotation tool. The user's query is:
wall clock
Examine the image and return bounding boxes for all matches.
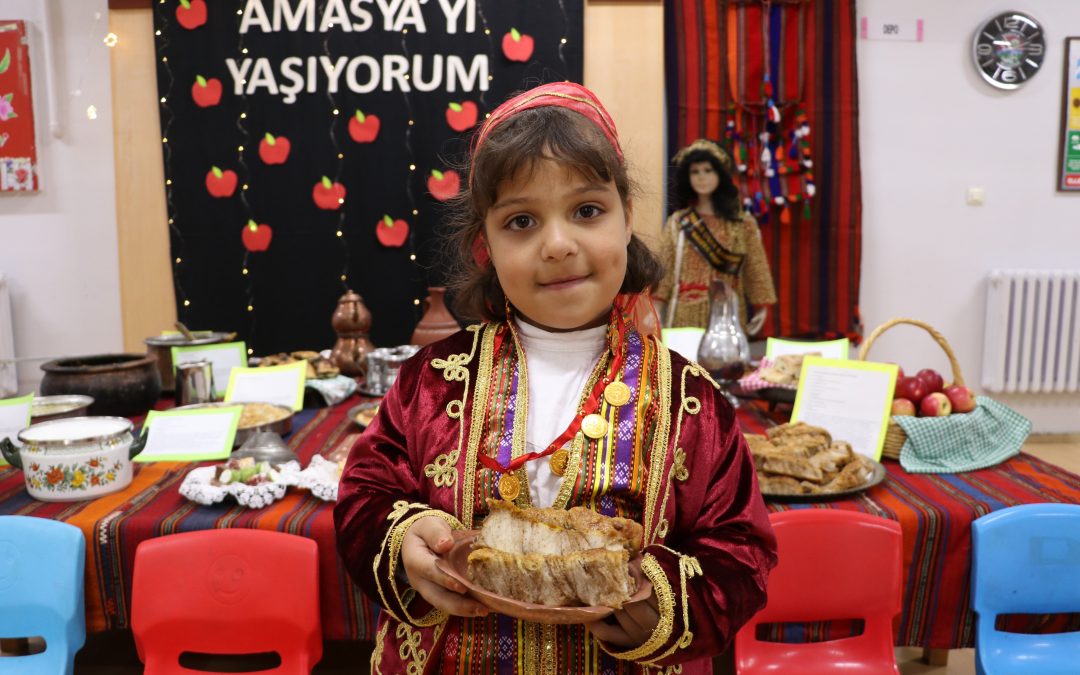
[972,11,1046,90]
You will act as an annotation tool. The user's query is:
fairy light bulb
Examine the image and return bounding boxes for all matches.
[413,299,421,306]
[242,268,249,275]
[183,299,191,307]
[103,33,118,47]
[409,254,416,261]
[86,105,97,120]
[175,257,182,264]
[247,304,254,312]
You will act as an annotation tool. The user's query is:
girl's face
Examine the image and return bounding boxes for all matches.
[688,160,719,198]
[483,158,632,332]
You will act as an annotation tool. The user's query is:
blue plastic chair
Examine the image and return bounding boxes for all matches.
[0,515,86,675]
[971,503,1080,674]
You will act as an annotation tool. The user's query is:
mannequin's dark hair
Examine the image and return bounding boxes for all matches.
[671,149,742,221]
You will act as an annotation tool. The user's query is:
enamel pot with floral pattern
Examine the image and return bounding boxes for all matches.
[0,416,147,502]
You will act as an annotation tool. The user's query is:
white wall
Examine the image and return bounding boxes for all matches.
[857,0,1080,432]
[0,0,122,395]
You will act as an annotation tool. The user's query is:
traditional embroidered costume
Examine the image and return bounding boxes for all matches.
[335,310,777,674]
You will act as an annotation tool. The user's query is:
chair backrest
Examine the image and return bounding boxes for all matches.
[131,528,322,674]
[735,509,903,674]
[0,515,86,675]
[972,503,1080,617]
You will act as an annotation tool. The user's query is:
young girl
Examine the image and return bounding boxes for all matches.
[655,139,777,336]
[335,82,776,674]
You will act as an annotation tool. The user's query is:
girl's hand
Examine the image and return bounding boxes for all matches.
[584,591,660,648]
[401,516,490,618]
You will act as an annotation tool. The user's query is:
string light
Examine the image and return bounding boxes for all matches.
[242,268,249,275]
[175,257,182,264]
[103,33,118,47]
[86,105,97,120]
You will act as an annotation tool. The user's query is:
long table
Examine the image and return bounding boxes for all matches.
[2,397,1078,649]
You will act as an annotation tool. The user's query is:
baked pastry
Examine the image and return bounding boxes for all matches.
[467,501,642,608]
[750,427,875,496]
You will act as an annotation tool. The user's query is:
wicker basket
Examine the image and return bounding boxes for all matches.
[858,318,966,460]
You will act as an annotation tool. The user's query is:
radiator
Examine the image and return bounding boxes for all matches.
[982,270,1080,393]
[0,273,14,397]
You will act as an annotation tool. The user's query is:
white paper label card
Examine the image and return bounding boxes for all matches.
[224,361,306,411]
[137,406,242,462]
[766,337,850,360]
[171,342,247,398]
[790,357,899,461]
[0,393,33,464]
[860,17,924,42]
[662,327,705,362]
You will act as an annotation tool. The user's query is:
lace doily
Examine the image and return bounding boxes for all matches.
[179,461,302,509]
[296,454,341,502]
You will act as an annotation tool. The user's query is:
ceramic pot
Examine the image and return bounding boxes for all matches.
[0,416,147,502]
[410,287,460,347]
[40,353,162,416]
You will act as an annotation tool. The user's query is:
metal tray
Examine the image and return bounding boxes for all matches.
[761,458,888,502]
[173,401,294,447]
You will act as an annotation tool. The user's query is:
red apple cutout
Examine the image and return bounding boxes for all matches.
[919,392,952,417]
[259,133,290,165]
[502,28,535,62]
[312,176,346,210]
[348,110,381,143]
[376,215,409,247]
[205,166,237,198]
[191,75,222,108]
[916,368,945,394]
[891,398,916,416]
[241,219,272,252]
[176,0,207,30]
[895,376,928,407]
[446,101,478,132]
[944,385,977,413]
[427,169,460,202]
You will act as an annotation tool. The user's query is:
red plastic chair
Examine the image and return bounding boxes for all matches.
[131,529,322,674]
[735,509,903,675]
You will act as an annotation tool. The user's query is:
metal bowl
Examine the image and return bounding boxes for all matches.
[348,402,379,428]
[174,401,294,447]
[30,395,95,424]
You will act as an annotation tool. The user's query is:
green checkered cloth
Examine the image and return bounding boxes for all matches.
[895,396,1031,473]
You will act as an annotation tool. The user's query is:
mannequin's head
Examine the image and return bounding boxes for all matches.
[671,140,741,221]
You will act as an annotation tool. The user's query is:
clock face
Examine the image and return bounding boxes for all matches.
[972,12,1046,90]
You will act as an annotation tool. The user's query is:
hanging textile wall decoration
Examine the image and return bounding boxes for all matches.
[0,21,39,192]
[664,0,861,341]
[154,0,583,353]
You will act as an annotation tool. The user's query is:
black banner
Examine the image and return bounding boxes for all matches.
[154,0,583,353]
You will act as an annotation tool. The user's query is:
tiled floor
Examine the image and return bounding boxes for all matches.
[8,437,1077,674]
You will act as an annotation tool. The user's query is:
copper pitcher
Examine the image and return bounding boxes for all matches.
[330,291,376,378]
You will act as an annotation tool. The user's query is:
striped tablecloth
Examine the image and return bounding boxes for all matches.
[2,398,1078,648]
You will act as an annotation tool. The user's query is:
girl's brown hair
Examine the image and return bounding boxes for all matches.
[445,105,664,323]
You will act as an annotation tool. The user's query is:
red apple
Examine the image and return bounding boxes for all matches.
[191,75,223,108]
[176,0,207,30]
[259,133,290,165]
[919,392,952,417]
[427,169,460,202]
[944,384,977,414]
[446,101,478,132]
[241,219,272,252]
[205,166,237,197]
[376,215,409,247]
[916,368,945,394]
[348,109,381,143]
[312,176,346,210]
[501,28,535,62]
[891,398,916,416]
[895,376,928,406]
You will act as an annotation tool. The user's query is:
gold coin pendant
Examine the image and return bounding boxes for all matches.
[498,473,520,502]
[581,413,609,439]
[549,449,569,476]
[604,381,632,407]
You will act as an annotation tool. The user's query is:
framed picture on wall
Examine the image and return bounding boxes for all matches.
[0,21,39,192]
[1059,37,1080,192]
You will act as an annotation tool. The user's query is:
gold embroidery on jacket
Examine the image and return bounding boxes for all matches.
[432,324,482,517]
[644,546,704,664]
[540,623,557,675]
[654,363,705,544]
[462,323,498,528]
[371,619,389,675]
[672,447,689,482]
[424,449,460,488]
[376,504,461,627]
[396,622,426,675]
[551,433,584,510]
[372,501,428,622]
[643,340,673,545]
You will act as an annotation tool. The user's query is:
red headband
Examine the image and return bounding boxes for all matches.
[471,81,624,162]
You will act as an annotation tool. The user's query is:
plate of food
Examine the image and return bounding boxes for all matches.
[179,457,301,509]
[174,401,294,446]
[433,501,652,624]
[748,422,887,501]
[348,402,379,428]
[256,350,340,379]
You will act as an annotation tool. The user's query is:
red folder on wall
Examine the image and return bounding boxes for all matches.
[0,20,38,192]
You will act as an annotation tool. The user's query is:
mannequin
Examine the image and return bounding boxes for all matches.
[655,139,777,336]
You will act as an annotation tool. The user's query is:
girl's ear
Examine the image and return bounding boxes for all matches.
[623,198,635,245]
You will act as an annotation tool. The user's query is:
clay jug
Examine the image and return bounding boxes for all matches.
[410,287,461,346]
[330,291,376,378]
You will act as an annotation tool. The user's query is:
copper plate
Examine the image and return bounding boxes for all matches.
[433,530,652,625]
